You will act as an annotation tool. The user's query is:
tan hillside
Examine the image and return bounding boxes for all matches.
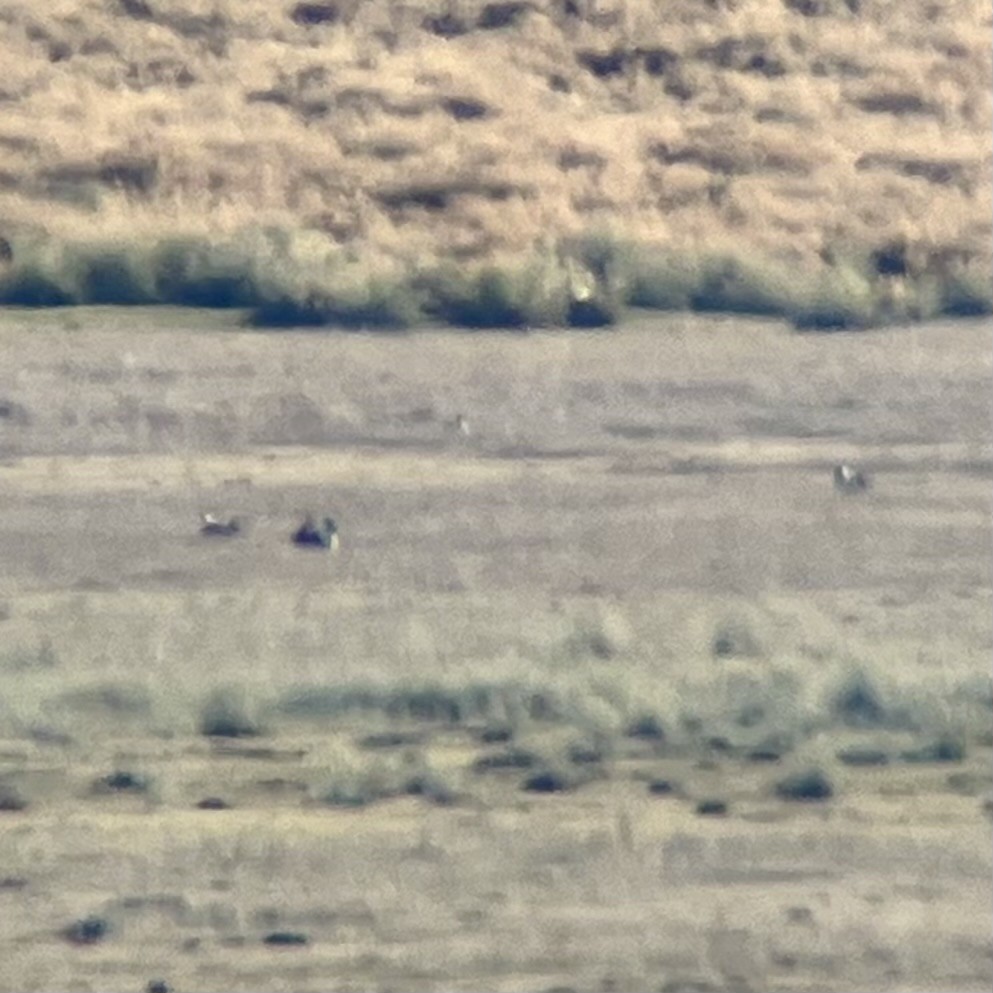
[0,0,990,320]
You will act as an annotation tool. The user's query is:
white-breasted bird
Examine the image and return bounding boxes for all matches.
[833,463,870,494]
[292,514,339,551]
[200,513,241,537]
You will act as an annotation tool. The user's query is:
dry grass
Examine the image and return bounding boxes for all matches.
[0,308,989,990]
[0,308,991,990]
[0,0,989,326]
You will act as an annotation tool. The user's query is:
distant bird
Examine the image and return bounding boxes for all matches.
[453,413,471,437]
[833,463,870,494]
[292,514,339,551]
[200,513,241,537]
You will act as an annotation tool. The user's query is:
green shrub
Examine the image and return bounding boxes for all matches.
[939,268,993,317]
[64,916,110,945]
[647,778,677,796]
[199,688,262,738]
[623,248,701,310]
[473,747,541,772]
[425,266,553,329]
[836,746,890,767]
[829,670,888,728]
[522,768,582,793]
[0,783,28,812]
[75,249,157,304]
[92,770,152,794]
[774,768,834,801]
[900,734,966,764]
[0,267,77,306]
[263,931,308,946]
[625,713,666,741]
[152,239,258,307]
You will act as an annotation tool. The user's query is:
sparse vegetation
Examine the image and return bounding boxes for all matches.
[625,713,666,742]
[199,688,263,739]
[0,0,987,330]
[473,748,542,773]
[0,230,986,330]
[774,768,834,802]
[829,670,889,729]
[836,746,891,767]
[357,730,427,749]
[901,735,967,764]
[64,916,110,945]
[322,755,460,808]
[0,783,28,812]
[745,744,783,763]
[262,931,309,946]
[92,770,152,794]
[279,682,571,726]
[522,768,582,793]
[647,778,677,796]
[0,280,987,990]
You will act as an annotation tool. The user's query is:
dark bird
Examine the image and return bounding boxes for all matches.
[833,463,870,494]
[292,514,339,550]
[200,513,241,537]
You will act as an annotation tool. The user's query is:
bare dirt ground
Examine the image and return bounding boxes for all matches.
[0,308,991,992]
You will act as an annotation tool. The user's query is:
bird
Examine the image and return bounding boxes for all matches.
[453,413,471,437]
[292,514,339,551]
[200,513,241,537]
[833,463,870,494]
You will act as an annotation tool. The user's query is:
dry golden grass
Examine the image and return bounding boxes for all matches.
[0,0,989,322]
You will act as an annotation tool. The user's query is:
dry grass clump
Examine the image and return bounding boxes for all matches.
[321,752,460,807]
[0,0,988,328]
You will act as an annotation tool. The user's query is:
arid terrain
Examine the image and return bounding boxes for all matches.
[0,0,990,325]
[0,306,990,992]
[0,1,990,990]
